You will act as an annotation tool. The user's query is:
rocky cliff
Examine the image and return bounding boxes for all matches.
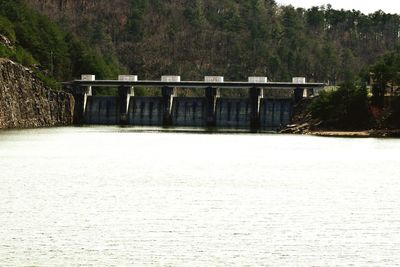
[0,58,74,129]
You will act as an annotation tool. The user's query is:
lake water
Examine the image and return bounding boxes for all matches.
[0,127,400,266]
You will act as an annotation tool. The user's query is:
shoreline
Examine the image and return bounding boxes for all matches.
[304,129,400,138]
[309,131,370,137]
[1,125,400,138]
[280,122,400,138]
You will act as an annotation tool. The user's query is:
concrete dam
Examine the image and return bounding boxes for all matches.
[67,75,324,129]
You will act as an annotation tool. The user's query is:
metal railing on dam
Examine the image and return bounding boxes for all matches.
[63,75,325,129]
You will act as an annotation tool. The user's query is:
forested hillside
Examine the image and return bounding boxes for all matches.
[26,0,400,83]
[0,0,124,88]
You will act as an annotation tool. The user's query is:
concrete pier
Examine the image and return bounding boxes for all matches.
[72,86,85,124]
[204,87,219,127]
[293,77,306,103]
[118,75,136,124]
[305,88,315,97]
[294,87,305,102]
[249,87,262,128]
[204,76,223,127]
[161,86,176,126]
[118,86,134,124]
[81,75,94,111]
[72,75,94,123]
[248,77,267,128]
[161,76,179,126]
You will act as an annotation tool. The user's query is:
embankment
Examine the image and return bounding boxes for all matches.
[281,98,400,137]
[0,58,74,129]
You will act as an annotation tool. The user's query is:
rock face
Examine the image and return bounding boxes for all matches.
[0,58,74,129]
[0,34,13,49]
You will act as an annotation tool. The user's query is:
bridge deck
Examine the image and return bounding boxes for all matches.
[67,80,325,89]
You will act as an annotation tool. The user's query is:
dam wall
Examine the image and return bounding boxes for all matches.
[260,99,292,128]
[68,75,325,129]
[85,96,120,124]
[82,95,293,129]
[172,97,206,127]
[128,97,163,126]
[216,98,251,128]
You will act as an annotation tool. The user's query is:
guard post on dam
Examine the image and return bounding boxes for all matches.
[64,75,325,129]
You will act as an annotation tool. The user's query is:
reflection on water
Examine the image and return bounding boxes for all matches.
[0,126,400,266]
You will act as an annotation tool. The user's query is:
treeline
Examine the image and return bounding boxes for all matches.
[26,0,400,82]
[0,0,124,88]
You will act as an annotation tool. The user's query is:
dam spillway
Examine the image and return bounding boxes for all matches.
[172,97,206,127]
[67,75,325,130]
[85,96,120,125]
[129,97,164,126]
[84,96,293,128]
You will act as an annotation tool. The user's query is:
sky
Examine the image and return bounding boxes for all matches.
[276,0,400,14]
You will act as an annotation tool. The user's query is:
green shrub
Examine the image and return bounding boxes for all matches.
[310,81,371,129]
[34,70,62,90]
[13,46,36,66]
[0,15,16,42]
[385,96,400,127]
[0,43,15,58]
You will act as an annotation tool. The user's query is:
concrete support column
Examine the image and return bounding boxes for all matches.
[162,86,176,126]
[81,75,94,112]
[118,86,134,124]
[83,86,92,111]
[249,87,263,129]
[118,75,137,125]
[204,76,223,127]
[161,76,180,126]
[72,86,91,124]
[72,86,85,124]
[294,87,305,102]
[248,77,267,129]
[205,87,220,127]
[293,77,306,103]
[71,74,94,124]
[71,75,96,124]
[305,88,315,97]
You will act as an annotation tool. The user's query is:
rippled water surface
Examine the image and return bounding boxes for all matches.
[1,127,400,266]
